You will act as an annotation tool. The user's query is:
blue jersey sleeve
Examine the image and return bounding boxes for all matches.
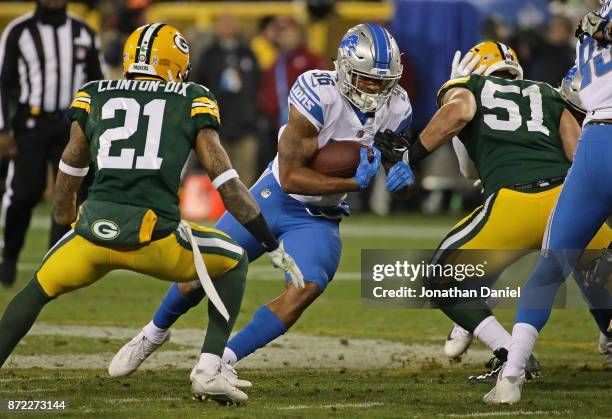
[288,73,325,130]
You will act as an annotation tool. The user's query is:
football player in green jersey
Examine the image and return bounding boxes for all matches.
[376,40,611,382]
[0,23,303,405]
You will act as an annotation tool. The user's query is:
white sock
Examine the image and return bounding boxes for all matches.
[142,321,169,344]
[502,323,539,379]
[473,316,512,352]
[197,353,221,375]
[222,347,238,366]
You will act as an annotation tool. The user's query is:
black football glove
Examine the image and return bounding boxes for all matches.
[373,129,413,163]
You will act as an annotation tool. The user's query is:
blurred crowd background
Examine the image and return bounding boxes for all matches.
[0,0,602,219]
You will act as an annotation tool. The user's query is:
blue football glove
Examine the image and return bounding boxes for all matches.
[386,161,415,192]
[352,147,381,190]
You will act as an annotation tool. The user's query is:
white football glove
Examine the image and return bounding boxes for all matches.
[450,50,487,79]
[576,11,608,42]
[267,241,305,288]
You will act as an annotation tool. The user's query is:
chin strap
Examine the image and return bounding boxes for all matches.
[178,221,229,321]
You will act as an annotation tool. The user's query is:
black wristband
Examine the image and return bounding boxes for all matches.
[243,213,279,252]
[404,137,431,167]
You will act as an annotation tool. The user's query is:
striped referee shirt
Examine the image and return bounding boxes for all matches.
[0,11,104,132]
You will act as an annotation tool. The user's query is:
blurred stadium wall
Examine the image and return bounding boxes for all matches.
[0,0,601,216]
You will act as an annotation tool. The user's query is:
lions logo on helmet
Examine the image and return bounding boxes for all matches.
[339,34,359,57]
[123,23,191,82]
[468,41,523,80]
[335,23,403,113]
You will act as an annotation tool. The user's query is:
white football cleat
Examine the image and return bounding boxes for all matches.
[191,367,248,405]
[483,364,525,405]
[221,362,252,389]
[108,329,170,377]
[444,323,473,358]
[599,332,612,370]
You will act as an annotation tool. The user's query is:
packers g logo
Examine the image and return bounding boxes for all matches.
[91,220,120,240]
[174,34,189,54]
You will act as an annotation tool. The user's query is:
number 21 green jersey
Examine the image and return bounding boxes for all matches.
[437,75,570,196]
[70,78,220,226]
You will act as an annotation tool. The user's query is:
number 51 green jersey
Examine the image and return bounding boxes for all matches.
[70,78,220,226]
[437,75,570,196]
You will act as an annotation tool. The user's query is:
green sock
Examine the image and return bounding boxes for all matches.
[441,305,493,333]
[0,278,52,367]
[201,256,247,356]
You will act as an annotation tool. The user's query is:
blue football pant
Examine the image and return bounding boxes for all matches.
[517,124,612,330]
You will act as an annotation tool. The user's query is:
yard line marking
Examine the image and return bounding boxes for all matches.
[341,224,448,239]
[111,397,182,404]
[14,263,363,281]
[28,215,450,239]
[278,402,385,410]
[448,411,572,418]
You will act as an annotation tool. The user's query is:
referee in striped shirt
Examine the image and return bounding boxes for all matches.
[0,0,104,286]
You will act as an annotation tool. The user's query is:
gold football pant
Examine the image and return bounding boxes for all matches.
[36,222,245,298]
[430,185,612,332]
[433,185,612,273]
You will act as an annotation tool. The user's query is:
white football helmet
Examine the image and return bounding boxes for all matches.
[335,23,403,113]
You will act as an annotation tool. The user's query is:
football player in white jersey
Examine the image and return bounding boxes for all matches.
[109,23,415,387]
[485,2,612,404]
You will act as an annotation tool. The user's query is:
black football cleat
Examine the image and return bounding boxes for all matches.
[468,348,541,384]
[468,348,507,384]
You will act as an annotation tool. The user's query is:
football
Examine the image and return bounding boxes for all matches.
[309,141,371,178]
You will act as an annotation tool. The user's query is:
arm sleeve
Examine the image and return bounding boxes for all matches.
[288,72,324,130]
[69,83,94,133]
[191,85,221,134]
[0,27,19,132]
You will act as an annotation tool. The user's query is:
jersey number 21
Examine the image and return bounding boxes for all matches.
[97,98,165,170]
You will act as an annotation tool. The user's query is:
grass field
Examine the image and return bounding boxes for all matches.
[0,208,610,418]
